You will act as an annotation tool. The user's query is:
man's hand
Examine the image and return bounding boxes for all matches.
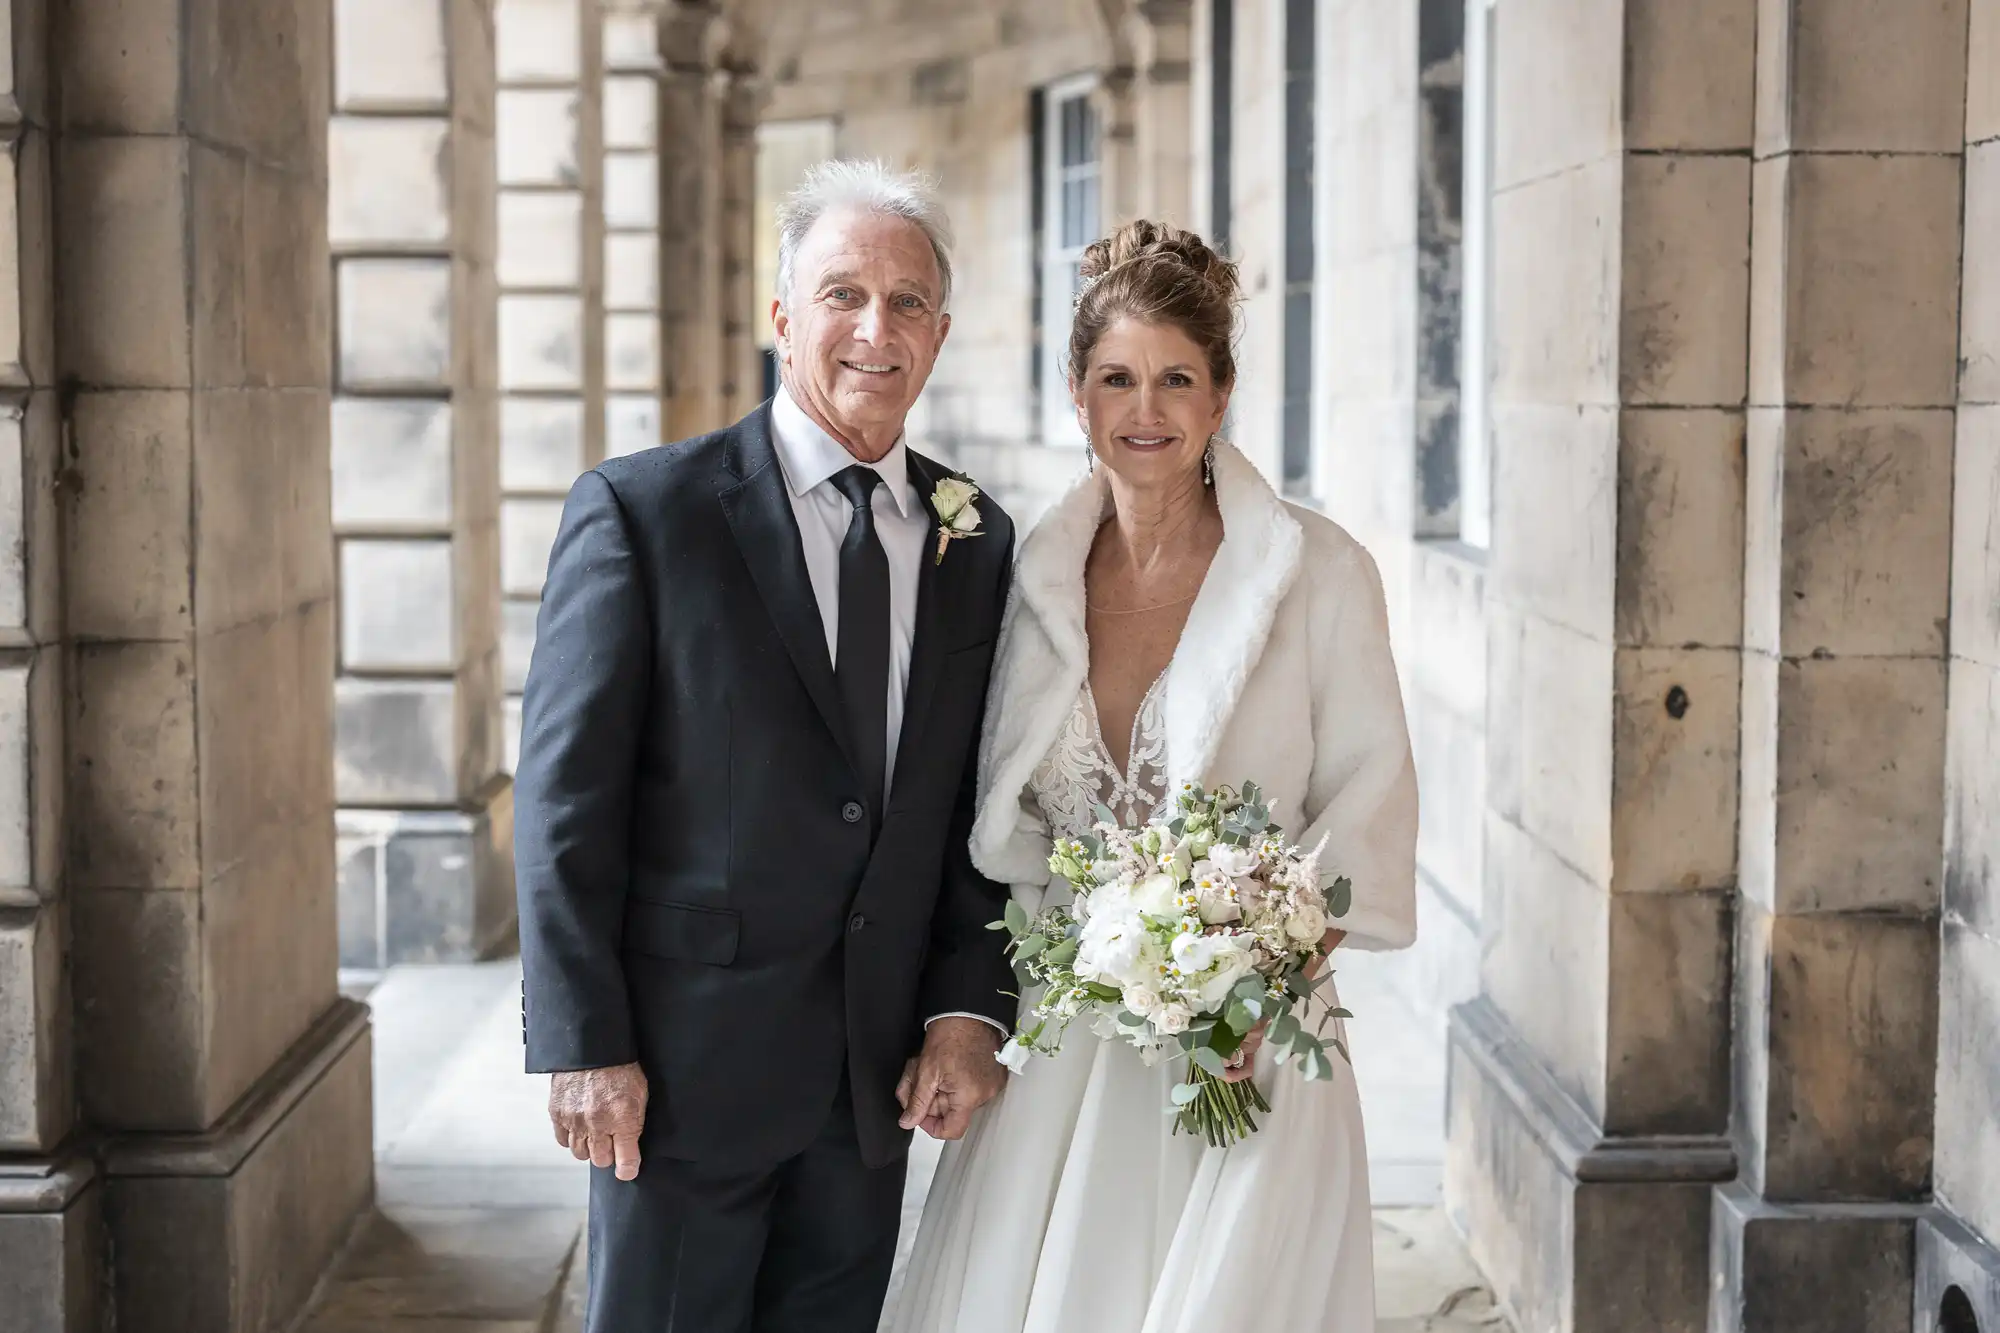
[549,1062,648,1181]
[896,1017,1006,1141]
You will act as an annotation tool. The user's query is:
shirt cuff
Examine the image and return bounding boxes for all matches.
[925,1012,1009,1039]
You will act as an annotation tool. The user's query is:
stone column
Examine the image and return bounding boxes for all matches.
[1712,1,1966,1326]
[1130,0,1195,225]
[0,0,88,1326]
[601,4,664,457]
[660,1,724,440]
[330,0,513,973]
[496,0,605,770]
[1095,63,1140,228]
[47,0,373,1329]
[717,66,763,423]
[1443,0,1753,1329]
[1922,5,2000,1324]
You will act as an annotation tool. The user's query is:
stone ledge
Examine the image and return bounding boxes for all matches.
[101,998,370,1179]
[0,1176,102,1333]
[337,775,517,970]
[0,1151,95,1214]
[1450,996,1736,1184]
[1916,1208,2000,1333]
[1709,1180,1924,1333]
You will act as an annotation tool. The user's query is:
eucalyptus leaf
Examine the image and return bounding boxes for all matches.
[1170,1082,1203,1106]
[1328,876,1353,918]
[1224,1000,1255,1034]
[1118,1010,1149,1028]
[1271,1013,1302,1046]
[1242,780,1261,804]
[1015,936,1048,959]
[1190,1045,1228,1076]
[1004,900,1029,934]
[1092,802,1119,828]
[984,919,1009,931]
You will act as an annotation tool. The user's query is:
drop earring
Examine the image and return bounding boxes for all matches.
[1204,434,1218,486]
[1082,412,1095,474]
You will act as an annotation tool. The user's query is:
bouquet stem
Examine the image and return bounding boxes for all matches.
[1176,1067,1273,1147]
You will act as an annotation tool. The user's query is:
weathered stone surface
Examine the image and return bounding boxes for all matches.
[1742,408,1954,660]
[57,0,183,133]
[1619,154,1751,408]
[191,390,287,633]
[334,0,448,111]
[1490,0,1621,190]
[1603,889,1732,1135]
[1963,143,2000,405]
[339,541,456,670]
[604,312,658,392]
[67,642,199,892]
[329,117,451,246]
[0,901,68,1151]
[0,133,59,391]
[500,397,585,492]
[1515,615,1614,887]
[64,391,193,641]
[1709,1181,1919,1333]
[305,1202,580,1322]
[1480,812,1610,1122]
[497,190,583,289]
[495,0,582,84]
[1946,655,2000,940]
[501,497,562,596]
[1610,647,1739,897]
[1972,0,2000,145]
[499,294,583,391]
[1623,0,1757,151]
[70,886,204,1130]
[1748,153,1965,409]
[1615,408,1745,649]
[332,399,454,531]
[54,136,191,387]
[602,152,657,230]
[334,679,458,806]
[603,232,658,311]
[104,1010,374,1333]
[1734,905,1939,1202]
[1752,0,1970,156]
[1490,405,1617,640]
[241,160,333,392]
[1738,655,1946,915]
[0,1179,101,1333]
[1916,1210,2000,1333]
[1936,921,2000,1240]
[497,89,580,187]
[337,258,452,388]
[1492,157,1622,407]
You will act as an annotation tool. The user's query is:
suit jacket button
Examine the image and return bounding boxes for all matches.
[841,801,864,824]
[849,914,867,933]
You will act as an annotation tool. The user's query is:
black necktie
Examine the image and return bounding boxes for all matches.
[831,465,890,823]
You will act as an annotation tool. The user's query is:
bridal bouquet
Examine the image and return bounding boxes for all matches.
[992,780,1352,1147]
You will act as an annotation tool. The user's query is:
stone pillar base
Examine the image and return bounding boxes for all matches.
[1444,999,1732,1333]
[100,1001,374,1333]
[1917,1209,2000,1333]
[1707,1182,1922,1333]
[0,1156,101,1333]
[338,778,516,972]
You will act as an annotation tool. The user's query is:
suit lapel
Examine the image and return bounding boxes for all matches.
[716,406,857,768]
[888,451,953,810]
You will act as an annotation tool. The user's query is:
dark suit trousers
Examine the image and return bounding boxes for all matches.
[584,1074,909,1333]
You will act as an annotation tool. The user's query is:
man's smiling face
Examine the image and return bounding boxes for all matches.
[772,206,952,462]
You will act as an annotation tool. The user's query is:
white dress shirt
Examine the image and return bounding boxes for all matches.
[769,387,1005,1040]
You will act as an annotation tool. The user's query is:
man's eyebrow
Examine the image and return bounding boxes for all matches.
[814,269,938,298]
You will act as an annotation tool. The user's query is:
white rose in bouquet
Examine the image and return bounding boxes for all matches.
[1285,901,1328,946]
[1077,906,1148,986]
[1207,843,1261,879]
[1121,983,1164,1017]
[1130,872,1179,918]
[1172,930,1257,1007]
[1154,1003,1192,1035]
[1188,861,1245,924]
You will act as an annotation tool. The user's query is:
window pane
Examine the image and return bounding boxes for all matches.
[1061,97,1083,167]
[1079,175,1099,245]
[1080,98,1099,164]
[1063,181,1082,248]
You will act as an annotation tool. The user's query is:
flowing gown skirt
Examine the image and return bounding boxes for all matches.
[886,1004,1377,1333]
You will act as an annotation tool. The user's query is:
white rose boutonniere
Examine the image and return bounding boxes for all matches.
[929,474,983,564]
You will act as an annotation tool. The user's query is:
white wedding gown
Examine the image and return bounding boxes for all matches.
[886,673,1378,1333]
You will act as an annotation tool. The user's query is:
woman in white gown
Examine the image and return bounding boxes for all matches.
[888,222,1419,1333]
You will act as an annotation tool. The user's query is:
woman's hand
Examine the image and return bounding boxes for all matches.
[1224,930,1349,1083]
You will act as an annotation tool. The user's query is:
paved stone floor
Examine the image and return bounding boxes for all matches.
[298,956,1505,1332]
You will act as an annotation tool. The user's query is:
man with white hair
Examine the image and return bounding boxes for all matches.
[513,160,1016,1331]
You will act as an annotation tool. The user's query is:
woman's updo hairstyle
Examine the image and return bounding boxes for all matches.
[1066,219,1241,390]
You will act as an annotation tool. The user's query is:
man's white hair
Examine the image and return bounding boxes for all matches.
[775,159,955,312]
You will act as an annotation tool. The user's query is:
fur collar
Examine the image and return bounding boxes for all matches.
[973,442,1304,879]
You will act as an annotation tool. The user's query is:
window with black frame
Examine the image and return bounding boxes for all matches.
[1036,75,1101,446]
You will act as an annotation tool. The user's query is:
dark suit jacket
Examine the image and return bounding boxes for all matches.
[514,403,1017,1170]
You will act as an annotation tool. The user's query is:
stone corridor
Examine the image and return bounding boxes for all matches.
[2,1,1997,1330]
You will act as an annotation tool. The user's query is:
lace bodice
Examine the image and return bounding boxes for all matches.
[1028,670,1170,840]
